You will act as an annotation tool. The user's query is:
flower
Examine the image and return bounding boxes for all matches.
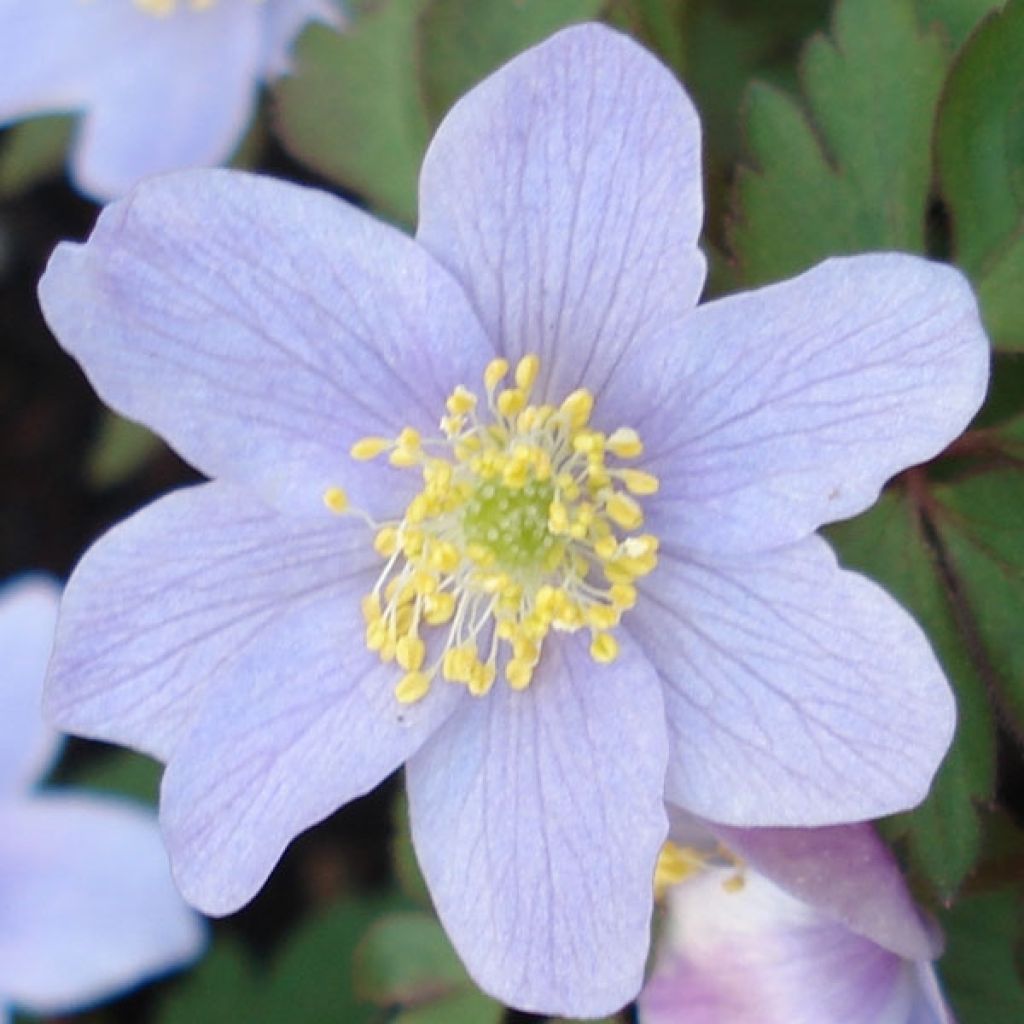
[640,815,954,1024]
[0,575,205,1019]
[38,23,988,1017]
[0,0,340,201]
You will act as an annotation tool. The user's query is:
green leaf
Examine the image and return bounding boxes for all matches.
[274,0,432,226]
[417,0,606,125]
[261,899,398,1024]
[731,0,947,285]
[158,940,260,1024]
[355,912,469,1005]
[355,910,503,1021]
[69,747,162,806]
[86,411,163,489]
[827,487,996,897]
[0,115,73,198]
[392,789,432,907]
[975,231,1024,347]
[939,887,1024,1024]
[394,990,504,1024]
[936,0,1024,349]
[933,425,1024,731]
[604,0,692,71]
[916,0,1004,48]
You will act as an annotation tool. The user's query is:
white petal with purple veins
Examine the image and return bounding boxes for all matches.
[160,588,463,916]
[604,254,989,555]
[407,632,668,1016]
[46,481,369,761]
[39,170,494,518]
[632,535,954,825]
[417,23,706,404]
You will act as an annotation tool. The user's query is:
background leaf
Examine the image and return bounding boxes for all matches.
[0,115,73,198]
[417,0,606,125]
[828,488,997,897]
[936,0,1024,349]
[916,0,1004,47]
[939,887,1024,1023]
[275,0,432,225]
[158,941,261,1024]
[730,0,947,284]
[86,412,163,490]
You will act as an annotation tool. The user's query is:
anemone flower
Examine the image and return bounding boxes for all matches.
[0,0,339,201]
[640,815,953,1024]
[38,23,988,1016]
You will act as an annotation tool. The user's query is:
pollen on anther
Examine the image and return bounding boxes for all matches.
[344,353,660,704]
[323,487,349,514]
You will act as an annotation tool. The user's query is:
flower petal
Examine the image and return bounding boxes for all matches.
[416,23,705,401]
[0,1,267,200]
[696,817,938,960]
[38,169,494,517]
[45,481,369,762]
[907,963,955,1024]
[0,575,62,793]
[71,12,265,201]
[639,868,919,1024]
[631,535,954,825]
[406,633,668,1017]
[0,794,205,1014]
[609,254,989,555]
[0,0,148,119]
[160,589,461,916]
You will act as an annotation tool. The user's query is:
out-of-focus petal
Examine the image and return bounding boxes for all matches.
[38,170,494,518]
[603,255,988,555]
[160,590,462,916]
[700,818,938,960]
[0,794,205,1014]
[0,1,267,200]
[632,535,954,826]
[639,868,918,1024]
[417,23,705,403]
[0,576,62,793]
[45,481,368,762]
[406,633,668,1017]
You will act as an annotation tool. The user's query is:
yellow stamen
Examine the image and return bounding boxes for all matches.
[654,841,706,900]
[395,671,430,704]
[590,632,619,663]
[332,355,660,703]
[350,437,390,460]
[619,469,660,496]
[323,487,349,514]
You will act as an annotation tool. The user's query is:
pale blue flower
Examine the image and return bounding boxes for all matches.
[0,0,339,201]
[0,576,205,1022]
[38,24,988,1016]
[641,815,953,1024]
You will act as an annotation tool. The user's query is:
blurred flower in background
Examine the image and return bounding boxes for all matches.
[0,575,206,1021]
[640,815,953,1024]
[0,0,340,201]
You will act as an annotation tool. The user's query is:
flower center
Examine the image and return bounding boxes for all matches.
[654,841,746,900]
[131,0,259,16]
[325,354,660,705]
